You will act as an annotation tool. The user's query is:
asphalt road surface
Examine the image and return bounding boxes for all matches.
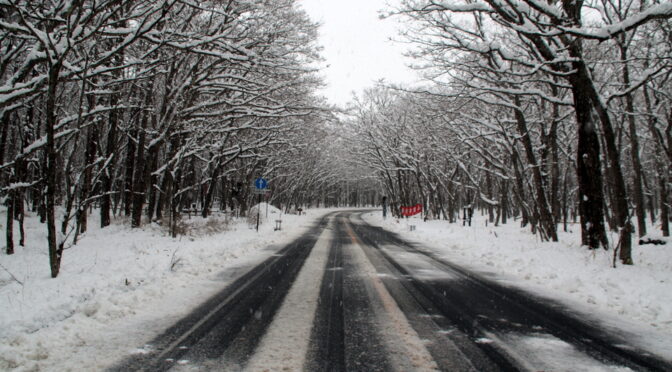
[111,211,672,372]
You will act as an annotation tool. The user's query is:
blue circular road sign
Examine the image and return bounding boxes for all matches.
[255,178,268,189]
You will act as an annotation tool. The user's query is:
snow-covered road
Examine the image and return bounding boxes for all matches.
[111,211,672,371]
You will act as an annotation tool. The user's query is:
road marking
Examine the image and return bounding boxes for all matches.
[244,218,334,372]
[344,222,440,372]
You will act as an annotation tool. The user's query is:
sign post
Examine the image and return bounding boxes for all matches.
[254,177,268,232]
[401,203,422,231]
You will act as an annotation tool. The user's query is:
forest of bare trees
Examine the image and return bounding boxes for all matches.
[346,0,672,266]
[0,0,356,278]
[2,0,671,278]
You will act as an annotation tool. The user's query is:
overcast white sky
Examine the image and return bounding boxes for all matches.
[298,0,418,107]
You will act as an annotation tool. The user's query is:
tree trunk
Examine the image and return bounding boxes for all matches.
[2,110,13,254]
[511,149,530,227]
[46,62,62,278]
[79,123,98,234]
[0,110,10,168]
[170,168,183,237]
[643,85,667,236]
[156,170,170,221]
[643,173,656,226]
[587,72,632,263]
[619,43,646,238]
[658,159,670,237]
[513,98,557,241]
[549,102,561,223]
[562,165,569,233]
[486,170,494,223]
[123,127,137,217]
[145,146,159,222]
[570,68,609,250]
[131,100,149,228]
[15,154,26,247]
[219,176,228,212]
[17,190,25,247]
[6,190,14,255]
[100,92,119,228]
[501,179,508,225]
[598,134,617,232]
[202,163,221,218]
[414,168,427,219]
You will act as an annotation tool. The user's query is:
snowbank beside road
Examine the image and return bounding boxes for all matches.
[0,207,330,371]
[362,212,672,360]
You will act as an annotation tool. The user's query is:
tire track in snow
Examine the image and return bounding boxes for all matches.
[352,231,502,371]
[109,215,334,372]
[304,216,345,371]
[350,212,672,372]
[342,219,440,372]
[243,218,333,371]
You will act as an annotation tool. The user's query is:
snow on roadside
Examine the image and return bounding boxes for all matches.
[362,212,672,360]
[0,206,331,371]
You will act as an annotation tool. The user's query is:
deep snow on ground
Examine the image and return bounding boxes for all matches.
[0,204,328,371]
[362,211,672,360]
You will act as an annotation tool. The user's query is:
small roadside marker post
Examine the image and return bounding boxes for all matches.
[254,177,268,232]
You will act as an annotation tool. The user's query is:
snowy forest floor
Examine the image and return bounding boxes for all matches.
[0,204,327,371]
[362,211,672,361]
[0,207,671,371]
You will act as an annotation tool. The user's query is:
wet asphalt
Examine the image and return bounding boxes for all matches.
[110,211,672,371]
